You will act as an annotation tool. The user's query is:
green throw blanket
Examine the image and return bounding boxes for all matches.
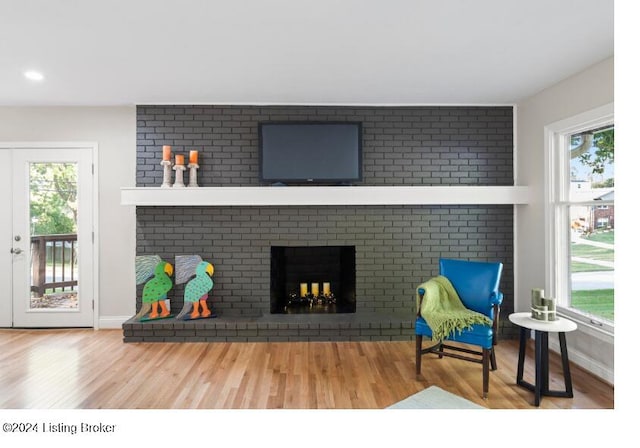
[416,275,492,341]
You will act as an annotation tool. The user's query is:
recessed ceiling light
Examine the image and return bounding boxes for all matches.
[24,70,44,81]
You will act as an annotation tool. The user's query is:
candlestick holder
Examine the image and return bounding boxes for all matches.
[172,164,186,188]
[188,163,199,187]
[161,160,173,188]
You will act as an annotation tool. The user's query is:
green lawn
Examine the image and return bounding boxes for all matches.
[570,230,614,321]
[571,243,614,262]
[571,261,613,273]
[584,230,614,245]
[571,289,614,321]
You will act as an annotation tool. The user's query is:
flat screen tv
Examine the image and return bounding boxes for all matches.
[259,122,362,184]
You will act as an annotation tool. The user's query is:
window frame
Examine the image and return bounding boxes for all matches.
[544,103,614,335]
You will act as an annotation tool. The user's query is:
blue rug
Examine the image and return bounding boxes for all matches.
[386,386,485,409]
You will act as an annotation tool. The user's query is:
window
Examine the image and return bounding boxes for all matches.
[545,104,614,332]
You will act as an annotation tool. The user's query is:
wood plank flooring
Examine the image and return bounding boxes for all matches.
[0,328,613,409]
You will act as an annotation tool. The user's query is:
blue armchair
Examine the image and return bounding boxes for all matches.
[416,258,504,398]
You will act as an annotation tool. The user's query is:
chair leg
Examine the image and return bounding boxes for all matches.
[438,342,444,359]
[416,335,423,375]
[490,347,497,371]
[482,348,490,399]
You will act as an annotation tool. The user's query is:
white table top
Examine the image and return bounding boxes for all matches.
[508,312,577,333]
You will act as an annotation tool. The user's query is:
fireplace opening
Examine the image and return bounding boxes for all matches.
[270,246,356,314]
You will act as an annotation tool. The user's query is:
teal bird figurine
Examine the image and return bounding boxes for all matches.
[174,255,215,320]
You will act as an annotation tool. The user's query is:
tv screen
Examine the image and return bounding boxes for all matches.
[259,122,362,184]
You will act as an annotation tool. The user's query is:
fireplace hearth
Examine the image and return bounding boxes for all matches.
[270,246,356,314]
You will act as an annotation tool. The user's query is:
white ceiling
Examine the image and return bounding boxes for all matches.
[0,0,614,106]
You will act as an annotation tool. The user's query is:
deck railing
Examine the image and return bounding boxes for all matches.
[30,234,78,296]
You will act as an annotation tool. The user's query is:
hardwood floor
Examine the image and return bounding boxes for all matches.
[0,328,613,409]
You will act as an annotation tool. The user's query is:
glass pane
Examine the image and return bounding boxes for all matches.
[569,127,614,202]
[568,126,614,322]
[28,163,79,310]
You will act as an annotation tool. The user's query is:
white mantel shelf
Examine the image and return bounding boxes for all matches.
[121,186,530,206]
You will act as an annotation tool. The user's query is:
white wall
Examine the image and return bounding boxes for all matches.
[0,149,12,327]
[0,107,136,327]
[515,57,614,383]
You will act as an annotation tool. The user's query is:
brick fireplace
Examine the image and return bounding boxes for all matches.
[122,105,515,342]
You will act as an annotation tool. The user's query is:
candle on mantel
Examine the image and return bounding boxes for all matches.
[311,283,320,297]
[323,282,331,296]
[162,145,172,161]
[189,150,199,164]
[175,154,185,166]
[300,283,308,297]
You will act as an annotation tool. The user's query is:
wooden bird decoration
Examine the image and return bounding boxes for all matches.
[134,255,174,321]
[174,255,215,320]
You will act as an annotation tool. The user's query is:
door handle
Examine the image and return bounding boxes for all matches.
[10,248,23,254]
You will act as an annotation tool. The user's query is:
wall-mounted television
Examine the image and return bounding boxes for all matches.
[259,122,362,184]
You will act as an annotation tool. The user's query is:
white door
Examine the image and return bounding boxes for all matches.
[7,147,95,327]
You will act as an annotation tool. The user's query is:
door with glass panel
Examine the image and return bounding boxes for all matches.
[10,148,94,327]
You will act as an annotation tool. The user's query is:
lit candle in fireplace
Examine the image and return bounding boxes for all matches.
[300,283,308,297]
[311,283,319,297]
[323,282,331,296]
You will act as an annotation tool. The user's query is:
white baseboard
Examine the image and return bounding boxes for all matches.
[98,315,130,329]
[548,339,614,385]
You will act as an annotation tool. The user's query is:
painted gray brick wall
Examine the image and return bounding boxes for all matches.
[136,105,513,187]
[136,205,514,319]
[133,105,515,340]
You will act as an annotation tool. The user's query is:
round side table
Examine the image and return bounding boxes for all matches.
[508,312,578,406]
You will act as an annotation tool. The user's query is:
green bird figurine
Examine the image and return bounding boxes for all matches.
[134,260,173,320]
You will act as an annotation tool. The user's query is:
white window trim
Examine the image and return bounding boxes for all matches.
[544,103,614,337]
